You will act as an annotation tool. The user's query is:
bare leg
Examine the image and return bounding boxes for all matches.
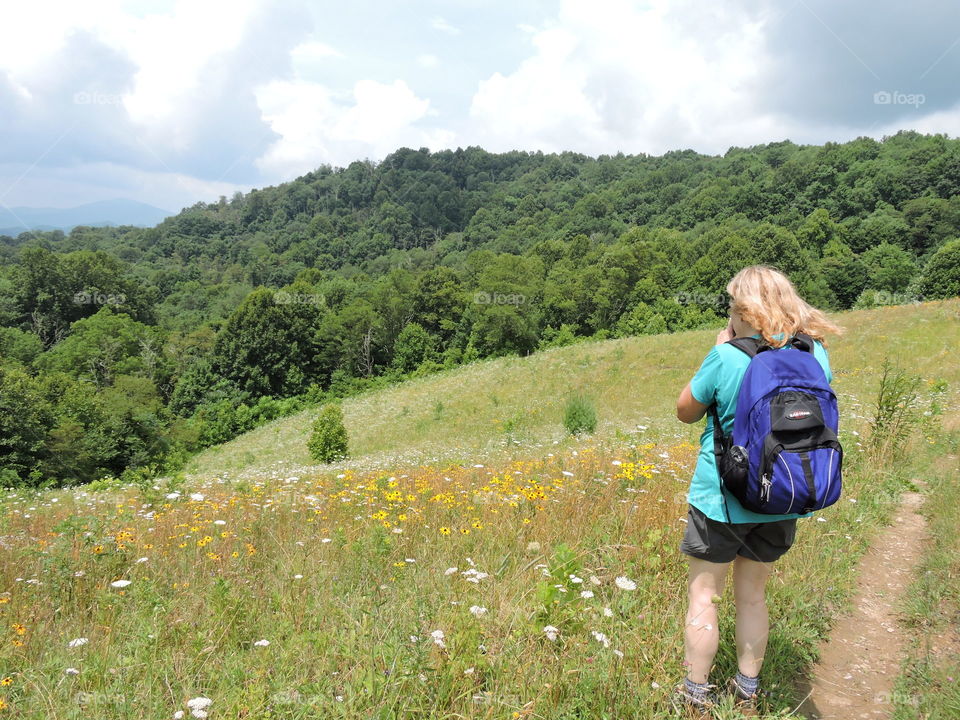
[684,557,730,684]
[733,554,773,677]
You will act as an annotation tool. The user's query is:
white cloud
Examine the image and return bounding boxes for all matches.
[254,77,454,178]
[430,16,461,35]
[469,0,785,156]
[417,54,439,69]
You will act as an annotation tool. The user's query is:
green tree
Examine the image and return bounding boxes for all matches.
[918,238,960,299]
[0,366,55,485]
[308,403,349,463]
[392,322,437,373]
[860,242,917,293]
[213,286,323,397]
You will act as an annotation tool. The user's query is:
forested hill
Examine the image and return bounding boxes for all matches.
[1,131,960,488]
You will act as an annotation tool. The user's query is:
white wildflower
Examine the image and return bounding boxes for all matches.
[444,567,459,575]
[431,630,446,649]
[543,625,560,642]
[469,605,488,617]
[253,639,270,647]
[189,493,204,502]
[65,667,80,675]
[110,579,131,588]
[580,590,594,599]
[68,637,89,648]
[591,630,611,648]
[614,576,637,591]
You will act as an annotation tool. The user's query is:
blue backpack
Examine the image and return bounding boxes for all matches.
[707,333,843,517]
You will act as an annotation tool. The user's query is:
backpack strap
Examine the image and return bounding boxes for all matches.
[707,403,732,523]
[725,336,765,358]
[726,333,815,355]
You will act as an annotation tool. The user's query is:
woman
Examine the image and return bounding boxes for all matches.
[672,265,843,716]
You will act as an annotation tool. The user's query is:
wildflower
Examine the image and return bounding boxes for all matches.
[10,624,25,635]
[253,639,270,647]
[0,678,10,686]
[110,580,131,588]
[580,590,594,599]
[439,527,451,535]
[614,576,636,591]
[543,625,560,642]
[189,493,204,502]
[68,637,89,648]
[591,630,610,648]
[0,698,6,711]
[92,545,104,554]
[603,607,614,617]
[469,605,488,617]
[444,567,458,575]
[65,668,80,675]
[166,492,180,500]
[186,697,212,718]
[173,712,184,719]
[431,630,446,649]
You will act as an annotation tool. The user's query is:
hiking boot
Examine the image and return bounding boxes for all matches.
[671,682,717,719]
[726,676,760,717]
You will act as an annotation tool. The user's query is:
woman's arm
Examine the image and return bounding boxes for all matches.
[676,381,708,423]
[676,321,735,424]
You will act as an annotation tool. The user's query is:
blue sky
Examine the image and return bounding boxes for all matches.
[1,0,959,212]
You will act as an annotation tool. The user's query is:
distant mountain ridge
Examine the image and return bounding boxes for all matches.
[0,199,174,235]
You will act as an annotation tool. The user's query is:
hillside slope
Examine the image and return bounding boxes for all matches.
[185,298,960,481]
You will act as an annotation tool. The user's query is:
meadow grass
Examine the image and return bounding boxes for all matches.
[891,425,960,720]
[0,299,957,719]
[184,299,960,482]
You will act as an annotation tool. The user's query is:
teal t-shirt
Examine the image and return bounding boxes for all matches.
[688,333,834,524]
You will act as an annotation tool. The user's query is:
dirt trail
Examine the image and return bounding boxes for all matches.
[795,489,928,719]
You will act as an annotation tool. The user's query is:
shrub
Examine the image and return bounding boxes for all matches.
[868,357,922,463]
[563,394,597,436]
[308,403,349,463]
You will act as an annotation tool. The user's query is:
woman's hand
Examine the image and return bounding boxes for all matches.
[716,318,735,345]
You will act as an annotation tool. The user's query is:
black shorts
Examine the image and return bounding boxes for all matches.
[679,504,798,563]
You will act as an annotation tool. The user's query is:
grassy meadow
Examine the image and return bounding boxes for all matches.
[0,298,958,719]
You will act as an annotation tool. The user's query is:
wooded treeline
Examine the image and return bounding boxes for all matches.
[2,131,959,487]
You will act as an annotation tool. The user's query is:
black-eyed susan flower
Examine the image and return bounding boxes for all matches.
[439,527,451,535]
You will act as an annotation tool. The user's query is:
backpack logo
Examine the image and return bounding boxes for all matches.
[787,409,812,420]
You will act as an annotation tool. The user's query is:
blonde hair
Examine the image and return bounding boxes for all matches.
[726,265,844,348]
